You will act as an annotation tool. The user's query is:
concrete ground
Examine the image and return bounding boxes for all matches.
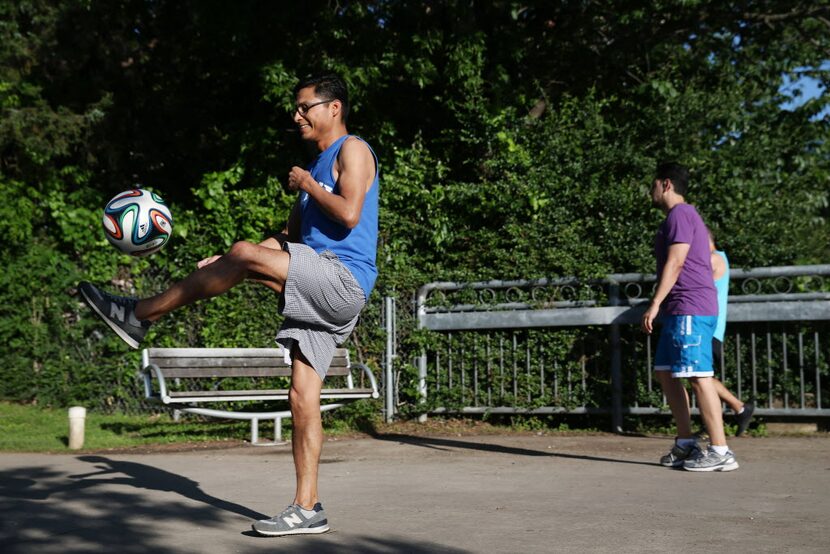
[1,432,828,553]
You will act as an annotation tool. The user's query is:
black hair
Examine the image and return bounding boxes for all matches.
[294,73,350,122]
[655,161,689,197]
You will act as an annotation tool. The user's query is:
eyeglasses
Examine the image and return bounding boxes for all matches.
[294,99,332,116]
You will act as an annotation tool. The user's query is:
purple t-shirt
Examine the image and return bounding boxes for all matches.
[654,203,718,316]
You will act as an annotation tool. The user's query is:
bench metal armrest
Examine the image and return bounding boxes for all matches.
[351,362,380,399]
[141,362,171,403]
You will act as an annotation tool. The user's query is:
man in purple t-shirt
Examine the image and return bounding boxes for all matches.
[641,162,738,472]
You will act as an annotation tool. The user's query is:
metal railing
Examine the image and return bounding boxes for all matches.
[411,265,830,430]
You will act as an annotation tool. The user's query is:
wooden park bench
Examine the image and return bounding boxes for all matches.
[140,347,379,445]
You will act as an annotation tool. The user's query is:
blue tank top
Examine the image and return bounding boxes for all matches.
[301,134,378,300]
[713,250,729,341]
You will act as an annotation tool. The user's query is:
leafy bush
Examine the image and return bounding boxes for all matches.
[1,1,828,415]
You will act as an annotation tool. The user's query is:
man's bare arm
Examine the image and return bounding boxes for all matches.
[711,251,726,280]
[286,137,375,229]
[641,242,691,334]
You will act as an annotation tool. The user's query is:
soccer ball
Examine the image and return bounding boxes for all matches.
[102,188,174,256]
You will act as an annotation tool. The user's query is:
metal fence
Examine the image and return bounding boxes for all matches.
[110,265,830,431]
[406,265,830,430]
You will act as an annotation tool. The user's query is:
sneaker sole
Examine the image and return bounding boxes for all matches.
[79,286,140,349]
[660,448,701,468]
[683,461,739,472]
[251,524,330,536]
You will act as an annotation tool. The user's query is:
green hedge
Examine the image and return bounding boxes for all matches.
[1,1,828,412]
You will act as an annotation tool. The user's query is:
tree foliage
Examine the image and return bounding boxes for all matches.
[1,0,828,409]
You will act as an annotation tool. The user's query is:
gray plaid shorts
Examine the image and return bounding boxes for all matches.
[275,242,366,380]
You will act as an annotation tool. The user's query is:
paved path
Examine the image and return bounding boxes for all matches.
[1,433,828,553]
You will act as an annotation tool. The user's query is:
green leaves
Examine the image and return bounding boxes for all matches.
[1,0,829,412]
[190,162,288,251]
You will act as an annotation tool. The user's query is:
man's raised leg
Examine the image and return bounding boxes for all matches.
[135,241,291,321]
[80,240,291,349]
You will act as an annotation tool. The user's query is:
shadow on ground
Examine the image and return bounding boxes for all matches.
[0,455,263,553]
[0,456,469,553]
[239,534,472,553]
[368,431,658,467]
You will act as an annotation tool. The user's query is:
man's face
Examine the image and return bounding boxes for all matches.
[293,86,334,140]
[650,178,666,207]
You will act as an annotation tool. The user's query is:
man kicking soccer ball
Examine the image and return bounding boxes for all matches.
[80,73,379,535]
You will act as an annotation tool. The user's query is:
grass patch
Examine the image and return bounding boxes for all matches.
[0,400,384,453]
[1,401,779,453]
[0,402,255,452]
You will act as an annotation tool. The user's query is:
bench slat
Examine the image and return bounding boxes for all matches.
[153,358,289,368]
[167,388,374,398]
[149,366,351,378]
[152,367,291,378]
[150,356,349,369]
[146,347,350,361]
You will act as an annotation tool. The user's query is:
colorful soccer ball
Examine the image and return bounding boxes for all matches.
[102,188,173,256]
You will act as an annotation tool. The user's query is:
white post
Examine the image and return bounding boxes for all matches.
[418,354,428,423]
[416,286,430,423]
[385,296,396,423]
[68,406,86,450]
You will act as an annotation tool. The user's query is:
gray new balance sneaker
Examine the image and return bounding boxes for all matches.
[252,503,329,536]
[659,440,701,467]
[78,281,150,349]
[683,447,739,472]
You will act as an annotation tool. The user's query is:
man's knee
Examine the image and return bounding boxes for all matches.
[227,240,257,262]
[289,384,320,416]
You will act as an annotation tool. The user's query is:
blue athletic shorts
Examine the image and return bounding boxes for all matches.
[654,314,717,378]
